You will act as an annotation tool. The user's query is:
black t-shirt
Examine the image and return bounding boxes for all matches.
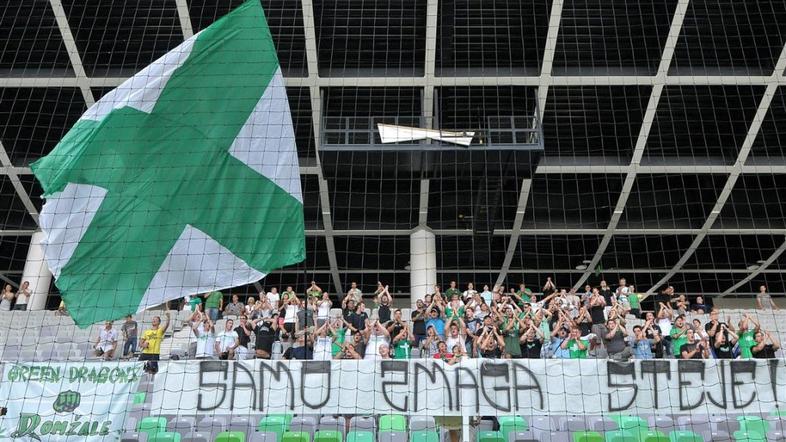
[388,321,403,338]
[680,343,702,359]
[589,305,605,325]
[378,305,391,323]
[284,345,313,360]
[600,288,613,305]
[413,312,426,335]
[714,341,734,359]
[480,347,501,358]
[350,312,368,331]
[705,321,729,339]
[254,322,278,352]
[520,338,543,359]
[753,344,777,359]
[235,325,252,347]
[578,319,592,337]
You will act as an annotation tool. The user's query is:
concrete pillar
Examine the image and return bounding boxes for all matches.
[410,227,437,307]
[21,231,53,310]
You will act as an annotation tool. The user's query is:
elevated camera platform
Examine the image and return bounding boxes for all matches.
[318,115,544,180]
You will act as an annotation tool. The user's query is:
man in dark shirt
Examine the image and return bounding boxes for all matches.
[253,315,279,359]
[680,329,709,359]
[235,315,253,348]
[412,300,427,345]
[283,331,313,360]
[705,309,734,341]
[519,325,543,359]
[752,331,781,359]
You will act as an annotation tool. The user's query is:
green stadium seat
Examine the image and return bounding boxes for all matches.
[616,416,648,432]
[604,430,638,442]
[139,416,168,437]
[380,415,407,432]
[410,431,439,442]
[498,416,528,441]
[639,431,670,442]
[737,417,769,437]
[346,430,375,442]
[732,431,766,442]
[215,432,246,442]
[668,431,703,442]
[133,392,147,405]
[283,431,311,442]
[314,430,343,442]
[476,431,505,442]
[259,417,289,442]
[149,432,182,442]
[572,431,604,442]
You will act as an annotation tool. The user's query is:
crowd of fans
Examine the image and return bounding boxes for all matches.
[171,279,782,363]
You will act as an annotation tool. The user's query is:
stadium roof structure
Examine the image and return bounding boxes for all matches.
[3,0,786,301]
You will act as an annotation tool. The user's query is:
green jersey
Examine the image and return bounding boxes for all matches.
[739,330,756,358]
[517,289,532,303]
[629,292,640,309]
[566,338,588,359]
[445,305,465,320]
[205,291,222,309]
[671,328,688,356]
[394,340,412,359]
[445,289,461,300]
[331,328,347,356]
[188,296,202,310]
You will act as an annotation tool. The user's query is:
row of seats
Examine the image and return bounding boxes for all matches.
[119,413,786,442]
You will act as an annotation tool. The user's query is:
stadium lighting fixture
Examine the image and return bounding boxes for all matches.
[575,264,588,270]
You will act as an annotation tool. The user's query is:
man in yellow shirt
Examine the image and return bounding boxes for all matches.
[139,312,170,374]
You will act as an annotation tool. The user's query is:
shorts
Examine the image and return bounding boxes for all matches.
[630,308,641,319]
[138,353,160,374]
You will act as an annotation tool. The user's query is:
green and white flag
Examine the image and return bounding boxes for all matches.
[31,0,304,326]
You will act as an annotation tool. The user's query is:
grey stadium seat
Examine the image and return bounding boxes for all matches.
[319,416,347,436]
[350,416,376,432]
[410,416,437,432]
[168,416,195,433]
[120,432,148,442]
[250,432,281,442]
[181,432,211,442]
[378,431,407,442]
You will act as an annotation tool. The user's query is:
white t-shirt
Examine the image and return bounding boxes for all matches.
[446,334,465,352]
[317,300,331,320]
[216,330,238,353]
[481,290,493,305]
[364,334,390,360]
[657,319,673,336]
[284,305,299,323]
[266,292,280,309]
[195,325,216,358]
[313,336,333,360]
[98,329,118,351]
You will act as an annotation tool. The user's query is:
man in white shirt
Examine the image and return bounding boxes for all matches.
[463,283,478,302]
[266,287,280,310]
[95,321,118,360]
[480,285,493,306]
[215,319,240,360]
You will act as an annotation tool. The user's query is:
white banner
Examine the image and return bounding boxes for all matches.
[153,359,786,416]
[0,362,143,441]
